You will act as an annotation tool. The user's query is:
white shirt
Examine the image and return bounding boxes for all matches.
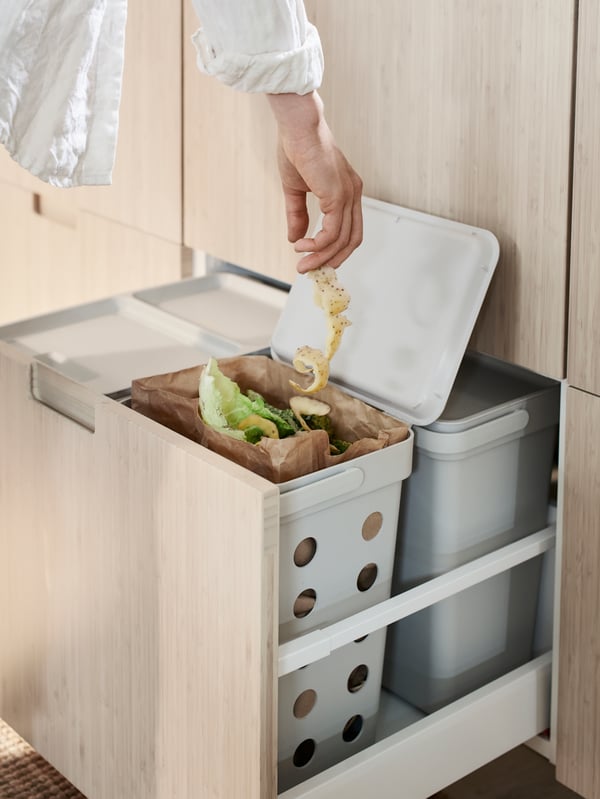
[0,1,323,188]
[191,0,323,95]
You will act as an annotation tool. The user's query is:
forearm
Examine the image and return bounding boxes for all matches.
[267,91,325,141]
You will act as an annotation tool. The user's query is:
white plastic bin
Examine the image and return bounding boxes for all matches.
[383,352,560,712]
[278,445,411,644]
[278,629,387,792]
[276,441,412,789]
[271,197,499,778]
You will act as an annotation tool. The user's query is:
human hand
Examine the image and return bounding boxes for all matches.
[267,91,363,273]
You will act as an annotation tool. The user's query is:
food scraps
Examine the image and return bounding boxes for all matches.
[199,357,350,453]
[290,266,352,394]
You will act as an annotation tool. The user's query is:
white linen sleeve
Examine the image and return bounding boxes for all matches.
[191,0,323,94]
[0,0,127,188]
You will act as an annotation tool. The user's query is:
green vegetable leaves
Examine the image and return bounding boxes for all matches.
[199,358,299,443]
[198,358,350,452]
[198,357,248,440]
[246,391,299,438]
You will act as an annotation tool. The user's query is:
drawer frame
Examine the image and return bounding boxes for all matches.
[0,342,561,798]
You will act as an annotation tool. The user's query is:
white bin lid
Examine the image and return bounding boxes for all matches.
[271,197,500,426]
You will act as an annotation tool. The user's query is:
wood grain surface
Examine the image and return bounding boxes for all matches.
[556,387,600,799]
[0,0,182,243]
[0,181,183,326]
[184,0,574,379]
[0,344,279,799]
[567,0,600,395]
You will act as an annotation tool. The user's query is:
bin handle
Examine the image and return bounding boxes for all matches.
[417,408,530,456]
[279,467,364,518]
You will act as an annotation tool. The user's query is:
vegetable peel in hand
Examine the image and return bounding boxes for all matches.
[325,313,352,360]
[290,265,351,394]
[311,265,351,316]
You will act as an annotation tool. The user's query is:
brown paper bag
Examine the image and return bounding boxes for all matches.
[131,355,410,484]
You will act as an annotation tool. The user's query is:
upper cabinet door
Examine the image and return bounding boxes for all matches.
[0,0,182,244]
[567,0,600,395]
[184,0,574,379]
[183,1,292,281]
[74,0,182,242]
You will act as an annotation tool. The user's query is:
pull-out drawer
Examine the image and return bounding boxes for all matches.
[279,529,553,798]
[0,339,557,799]
[285,655,551,798]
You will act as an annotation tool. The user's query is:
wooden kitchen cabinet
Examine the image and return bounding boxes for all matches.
[0,182,80,323]
[73,0,182,243]
[3,1,599,796]
[567,0,600,396]
[0,343,279,799]
[0,0,183,329]
[0,318,555,799]
[0,180,184,326]
[556,387,600,799]
[0,0,182,243]
[184,0,574,380]
[182,0,290,282]
[555,3,600,794]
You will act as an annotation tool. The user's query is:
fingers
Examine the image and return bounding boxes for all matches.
[277,140,311,243]
[283,186,310,243]
[295,170,363,274]
[326,184,364,269]
[268,92,364,272]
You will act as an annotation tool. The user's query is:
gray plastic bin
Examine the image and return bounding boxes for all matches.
[383,352,559,713]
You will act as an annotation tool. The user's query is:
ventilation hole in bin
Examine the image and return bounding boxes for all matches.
[354,635,368,643]
[293,689,317,719]
[356,563,378,592]
[293,738,316,768]
[293,589,317,618]
[362,511,383,541]
[342,715,364,743]
[294,537,317,567]
[347,664,369,693]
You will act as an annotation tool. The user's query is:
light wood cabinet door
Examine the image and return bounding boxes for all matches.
[567,0,600,395]
[556,387,600,799]
[0,0,184,324]
[182,0,291,281]
[0,182,81,323]
[0,0,182,243]
[0,343,279,799]
[184,0,574,379]
[74,0,182,242]
[0,182,183,326]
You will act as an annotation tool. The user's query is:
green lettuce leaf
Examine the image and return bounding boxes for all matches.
[246,390,299,437]
[198,358,300,442]
[198,357,250,440]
